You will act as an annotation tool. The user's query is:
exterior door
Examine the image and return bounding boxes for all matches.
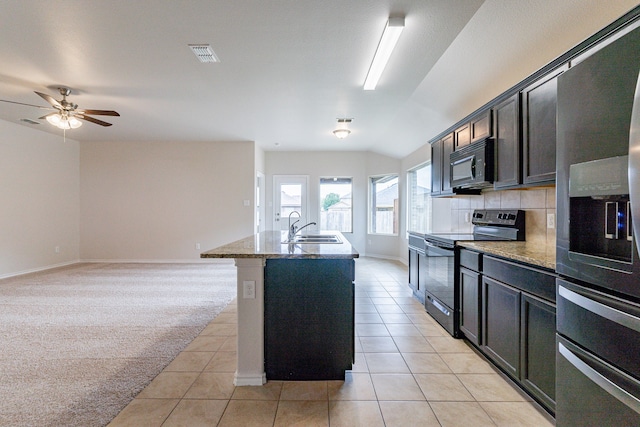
[273,175,308,231]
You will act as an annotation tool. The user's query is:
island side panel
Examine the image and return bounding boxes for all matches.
[234,257,267,386]
[264,258,355,380]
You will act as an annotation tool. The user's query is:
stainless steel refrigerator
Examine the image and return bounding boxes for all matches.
[555,21,640,426]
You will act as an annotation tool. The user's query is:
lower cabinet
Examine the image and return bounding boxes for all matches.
[459,266,481,346]
[482,276,521,379]
[459,252,557,415]
[264,259,354,381]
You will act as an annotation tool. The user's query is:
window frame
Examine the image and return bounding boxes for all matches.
[406,162,431,235]
[369,174,399,236]
[319,176,353,233]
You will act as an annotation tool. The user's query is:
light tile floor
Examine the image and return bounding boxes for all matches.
[108,257,555,426]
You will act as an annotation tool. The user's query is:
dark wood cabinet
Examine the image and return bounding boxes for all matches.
[522,65,567,185]
[455,123,471,150]
[430,132,454,197]
[470,110,493,143]
[493,93,521,189]
[459,266,481,346]
[264,259,354,380]
[521,293,556,413]
[482,275,521,379]
[457,251,557,414]
[408,233,425,303]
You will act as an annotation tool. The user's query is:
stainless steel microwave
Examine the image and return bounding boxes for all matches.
[449,138,494,189]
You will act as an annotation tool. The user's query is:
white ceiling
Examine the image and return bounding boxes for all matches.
[0,0,637,158]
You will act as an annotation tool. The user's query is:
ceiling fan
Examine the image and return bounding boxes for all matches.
[0,87,119,129]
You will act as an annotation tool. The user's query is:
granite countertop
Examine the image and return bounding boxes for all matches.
[458,240,556,271]
[200,230,359,260]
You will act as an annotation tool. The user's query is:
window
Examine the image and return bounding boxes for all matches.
[407,163,431,234]
[370,174,398,235]
[320,177,352,232]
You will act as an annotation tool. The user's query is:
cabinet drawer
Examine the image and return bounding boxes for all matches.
[459,248,482,272]
[483,256,555,302]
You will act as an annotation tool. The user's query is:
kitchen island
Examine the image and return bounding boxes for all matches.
[201,230,359,385]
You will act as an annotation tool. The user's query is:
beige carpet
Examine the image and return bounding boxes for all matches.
[0,262,237,427]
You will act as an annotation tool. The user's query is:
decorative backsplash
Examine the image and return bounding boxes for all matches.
[434,187,556,245]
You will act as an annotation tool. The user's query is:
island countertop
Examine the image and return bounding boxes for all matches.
[200,230,359,259]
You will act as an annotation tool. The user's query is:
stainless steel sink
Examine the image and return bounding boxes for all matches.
[283,234,342,244]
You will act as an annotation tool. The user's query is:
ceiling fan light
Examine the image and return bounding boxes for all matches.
[46,113,62,126]
[68,116,82,129]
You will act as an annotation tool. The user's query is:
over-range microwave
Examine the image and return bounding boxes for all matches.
[449,138,494,189]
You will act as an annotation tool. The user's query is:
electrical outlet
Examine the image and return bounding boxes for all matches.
[547,213,555,229]
[464,212,471,223]
[243,281,256,299]
[243,199,250,207]
[195,243,201,250]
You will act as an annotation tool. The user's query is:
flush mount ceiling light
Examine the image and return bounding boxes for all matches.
[189,44,220,63]
[363,16,405,90]
[333,118,352,139]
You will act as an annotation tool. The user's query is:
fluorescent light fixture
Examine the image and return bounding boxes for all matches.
[363,17,405,90]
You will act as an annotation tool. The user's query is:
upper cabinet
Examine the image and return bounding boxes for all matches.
[521,65,568,185]
[430,132,455,197]
[493,93,521,189]
[454,110,493,151]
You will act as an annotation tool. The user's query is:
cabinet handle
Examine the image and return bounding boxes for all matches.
[559,285,640,333]
[559,342,640,415]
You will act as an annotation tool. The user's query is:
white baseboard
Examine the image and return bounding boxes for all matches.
[79,258,234,265]
[0,260,80,280]
[361,253,406,264]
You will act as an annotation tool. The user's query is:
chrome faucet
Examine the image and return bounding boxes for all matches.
[288,211,301,241]
[287,211,317,241]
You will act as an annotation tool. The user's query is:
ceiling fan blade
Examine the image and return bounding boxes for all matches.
[0,99,55,110]
[76,114,112,127]
[38,112,59,120]
[35,91,63,109]
[78,109,120,116]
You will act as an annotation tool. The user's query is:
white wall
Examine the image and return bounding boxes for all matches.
[265,150,402,259]
[0,120,80,278]
[80,140,255,261]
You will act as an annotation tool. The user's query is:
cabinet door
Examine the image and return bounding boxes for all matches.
[482,276,521,378]
[409,249,419,292]
[470,110,493,143]
[494,93,521,189]
[459,267,481,346]
[441,133,454,195]
[455,123,471,150]
[522,65,567,185]
[430,139,442,197]
[521,293,556,413]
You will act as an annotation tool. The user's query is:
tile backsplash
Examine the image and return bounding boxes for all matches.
[439,187,556,245]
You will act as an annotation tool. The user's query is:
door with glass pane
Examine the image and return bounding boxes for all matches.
[273,175,308,231]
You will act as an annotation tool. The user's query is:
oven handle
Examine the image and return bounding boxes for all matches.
[425,241,454,255]
[559,285,640,333]
[559,342,640,415]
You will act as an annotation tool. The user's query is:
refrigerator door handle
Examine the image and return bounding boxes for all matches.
[559,342,640,415]
[559,285,640,333]
[629,70,640,254]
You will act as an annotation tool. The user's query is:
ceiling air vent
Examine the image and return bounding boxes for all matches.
[188,44,220,63]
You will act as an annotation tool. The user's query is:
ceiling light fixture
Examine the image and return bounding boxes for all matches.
[363,16,405,91]
[46,112,82,129]
[333,118,352,139]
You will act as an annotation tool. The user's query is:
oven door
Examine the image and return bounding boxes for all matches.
[423,242,458,337]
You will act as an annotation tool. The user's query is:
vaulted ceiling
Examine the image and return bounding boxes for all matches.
[0,0,637,158]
